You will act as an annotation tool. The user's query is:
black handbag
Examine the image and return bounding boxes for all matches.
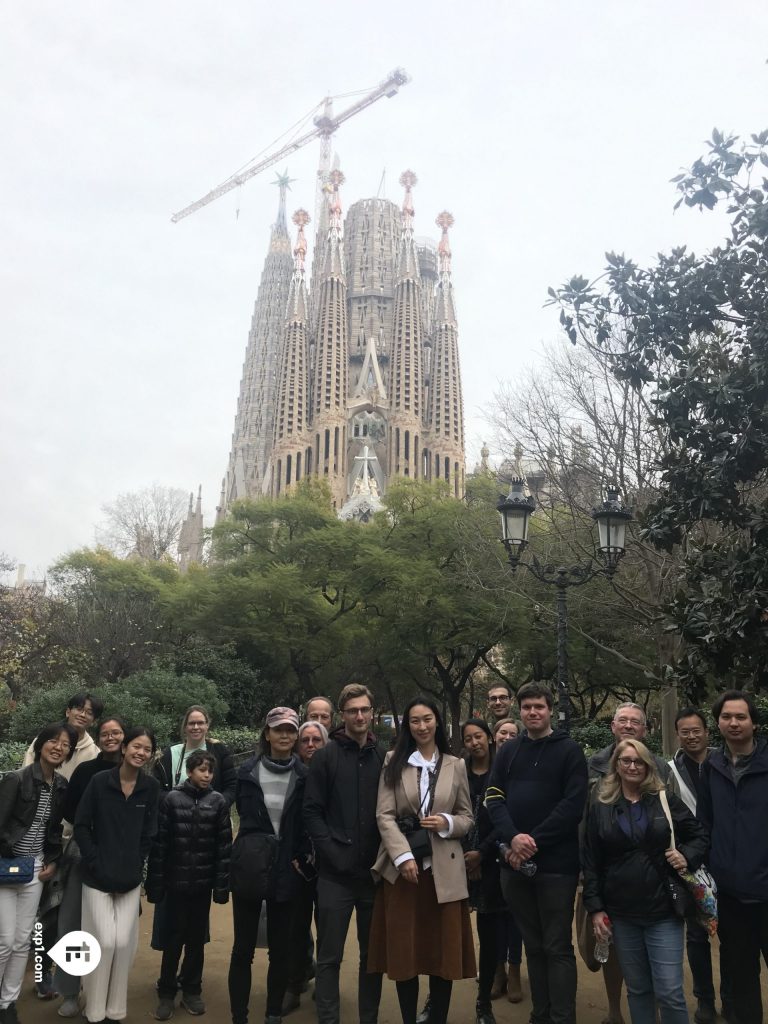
[229,832,279,901]
[0,856,35,885]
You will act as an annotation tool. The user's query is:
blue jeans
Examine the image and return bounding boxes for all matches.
[612,916,689,1024]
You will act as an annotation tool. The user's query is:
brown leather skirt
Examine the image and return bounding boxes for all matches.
[367,869,477,981]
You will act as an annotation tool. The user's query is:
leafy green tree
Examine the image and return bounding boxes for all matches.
[8,669,227,750]
[47,549,180,685]
[552,129,768,696]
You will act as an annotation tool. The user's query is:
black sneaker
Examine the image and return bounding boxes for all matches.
[476,1001,496,1024]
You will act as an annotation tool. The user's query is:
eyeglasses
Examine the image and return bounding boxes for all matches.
[342,707,372,716]
[677,729,704,738]
[615,717,644,727]
[48,740,71,750]
[618,757,645,768]
[187,721,207,728]
[100,731,124,740]
[488,696,511,703]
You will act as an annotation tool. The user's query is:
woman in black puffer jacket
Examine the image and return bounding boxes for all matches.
[228,707,309,1024]
[146,749,232,1018]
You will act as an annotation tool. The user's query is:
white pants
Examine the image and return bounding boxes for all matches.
[0,861,43,1009]
[81,883,141,1023]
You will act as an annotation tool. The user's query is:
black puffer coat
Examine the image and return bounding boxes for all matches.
[582,789,708,922]
[145,781,232,902]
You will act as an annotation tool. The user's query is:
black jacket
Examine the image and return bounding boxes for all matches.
[62,754,117,825]
[74,767,160,893]
[582,789,708,922]
[485,730,588,875]
[235,754,307,902]
[154,740,236,808]
[698,738,768,902]
[304,728,384,881]
[0,762,67,863]
[465,767,503,911]
[146,780,231,902]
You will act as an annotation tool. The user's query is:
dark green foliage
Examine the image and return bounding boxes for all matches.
[551,130,768,694]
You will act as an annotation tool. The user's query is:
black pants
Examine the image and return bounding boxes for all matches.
[501,870,578,1024]
[686,917,732,1009]
[717,892,768,1024]
[228,895,294,1023]
[476,912,499,1006]
[395,975,452,1024]
[157,890,211,999]
[315,875,382,1024]
[287,876,316,990]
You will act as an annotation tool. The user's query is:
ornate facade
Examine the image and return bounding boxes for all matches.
[218,170,465,520]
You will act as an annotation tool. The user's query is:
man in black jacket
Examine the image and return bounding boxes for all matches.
[485,683,588,1024]
[699,690,768,1024]
[304,683,384,1024]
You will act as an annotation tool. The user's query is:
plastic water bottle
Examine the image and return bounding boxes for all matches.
[595,916,611,964]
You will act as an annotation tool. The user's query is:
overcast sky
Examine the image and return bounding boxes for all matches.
[2,1,767,579]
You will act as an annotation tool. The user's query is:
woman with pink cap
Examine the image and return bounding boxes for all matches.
[228,707,310,1024]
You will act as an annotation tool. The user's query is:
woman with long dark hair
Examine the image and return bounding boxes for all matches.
[0,722,75,1023]
[368,697,476,1024]
[74,726,160,1024]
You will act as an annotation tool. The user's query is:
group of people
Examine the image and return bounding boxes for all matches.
[0,684,765,1024]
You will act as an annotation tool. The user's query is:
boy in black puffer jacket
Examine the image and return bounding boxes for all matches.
[146,749,232,1020]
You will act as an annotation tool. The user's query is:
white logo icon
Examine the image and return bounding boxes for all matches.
[48,931,102,976]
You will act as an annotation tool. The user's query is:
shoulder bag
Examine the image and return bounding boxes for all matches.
[0,780,52,886]
[658,789,717,936]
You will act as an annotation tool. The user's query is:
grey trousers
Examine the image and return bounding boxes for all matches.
[54,857,84,998]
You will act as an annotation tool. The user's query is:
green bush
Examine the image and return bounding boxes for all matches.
[0,741,27,773]
[8,669,229,751]
[570,720,612,756]
[215,727,257,757]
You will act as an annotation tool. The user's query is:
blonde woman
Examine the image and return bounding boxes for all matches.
[582,739,708,1024]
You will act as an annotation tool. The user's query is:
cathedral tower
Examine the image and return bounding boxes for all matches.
[219,167,465,521]
[221,177,294,509]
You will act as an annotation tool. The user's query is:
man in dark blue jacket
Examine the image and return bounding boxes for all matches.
[698,689,768,1024]
[485,683,588,1024]
[303,683,384,1024]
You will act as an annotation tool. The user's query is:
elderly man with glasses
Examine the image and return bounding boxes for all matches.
[304,684,385,1024]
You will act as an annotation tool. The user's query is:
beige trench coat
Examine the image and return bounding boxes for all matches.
[371,752,473,904]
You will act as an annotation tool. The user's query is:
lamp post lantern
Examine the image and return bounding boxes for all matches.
[497,478,632,733]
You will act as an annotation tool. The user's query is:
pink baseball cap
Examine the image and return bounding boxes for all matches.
[266,707,299,730]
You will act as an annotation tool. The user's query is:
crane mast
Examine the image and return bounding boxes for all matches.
[171,68,409,223]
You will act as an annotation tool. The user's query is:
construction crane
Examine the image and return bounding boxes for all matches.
[171,67,410,223]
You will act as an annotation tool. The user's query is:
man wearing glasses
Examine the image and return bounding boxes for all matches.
[486,684,513,723]
[668,707,728,1024]
[304,684,385,1024]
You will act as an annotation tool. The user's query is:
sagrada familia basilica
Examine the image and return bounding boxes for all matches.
[178,169,466,567]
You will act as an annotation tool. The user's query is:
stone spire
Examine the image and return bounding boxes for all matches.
[388,171,424,480]
[311,170,349,506]
[428,211,465,496]
[178,485,205,571]
[221,174,294,509]
[272,210,312,495]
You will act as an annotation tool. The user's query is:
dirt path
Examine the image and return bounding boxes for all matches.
[17,897,758,1023]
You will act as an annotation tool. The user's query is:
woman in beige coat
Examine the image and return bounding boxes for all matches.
[368,696,476,1024]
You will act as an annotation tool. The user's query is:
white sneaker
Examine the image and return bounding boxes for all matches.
[58,997,81,1018]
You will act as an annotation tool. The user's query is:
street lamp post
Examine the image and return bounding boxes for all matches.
[497,481,632,733]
